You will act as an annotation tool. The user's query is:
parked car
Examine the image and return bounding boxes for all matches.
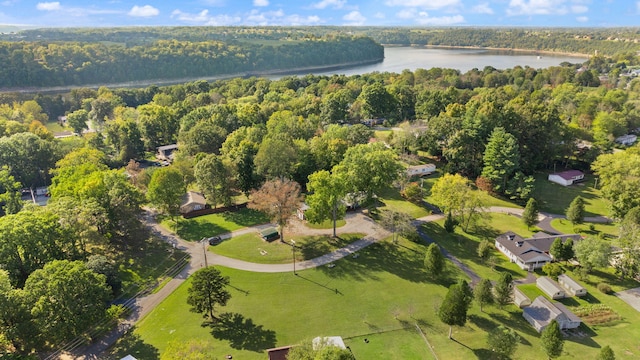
[207,236,222,245]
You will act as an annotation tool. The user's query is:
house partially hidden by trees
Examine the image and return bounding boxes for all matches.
[156,144,178,161]
[495,232,581,271]
[547,170,585,186]
[558,274,587,297]
[523,296,582,332]
[179,191,206,215]
[406,164,436,177]
[537,276,566,299]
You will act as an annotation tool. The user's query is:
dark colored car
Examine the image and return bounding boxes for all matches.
[207,236,222,245]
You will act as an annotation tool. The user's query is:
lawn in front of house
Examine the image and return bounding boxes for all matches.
[422,212,534,281]
[377,187,431,218]
[160,208,270,241]
[550,218,619,238]
[211,232,366,264]
[532,173,608,217]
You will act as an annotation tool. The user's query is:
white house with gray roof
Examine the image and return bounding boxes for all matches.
[523,296,582,332]
[495,232,581,271]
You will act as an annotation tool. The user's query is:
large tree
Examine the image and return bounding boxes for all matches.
[0,167,22,215]
[194,154,233,208]
[248,178,303,243]
[540,319,564,359]
[254,134,299,180]
[430,173,484,231]
[574,236,612,272]
[438,279,473,339]
[305,170,348,238]
[147,167,187,223]
[592,151,640,219]
[616,207,640,280]
[187,267,231,321]
[23,260,110,348]
[487,326,520,358]
[424,243,446,279]
[0,132,58,188]
[379,209,414,244]
[481,127,520,194]
[333,142,402,202]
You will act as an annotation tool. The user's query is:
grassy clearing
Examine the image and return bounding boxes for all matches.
[160,208,270,241]
[211,233,365,264]
[377,187,431,218]
[550,218,619,238]
[109,233,640,360]
[422,213,535,281]
[305,219,346,229]
[45,120,67,133]
[532,173,608,217]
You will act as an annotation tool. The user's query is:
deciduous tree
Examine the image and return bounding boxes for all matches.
[574,236,611,272]
[592,151,640,219]
[305,170,347,238]
[147,167,186,223]
[379,209,414,244]
[474,278,494,312]
[248,178,303,243]
[487,325,519,358]
[187,267,231,321]
[194,154,233,208]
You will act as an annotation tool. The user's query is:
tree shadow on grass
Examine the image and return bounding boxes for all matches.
[209,312,277,352]
[490,310,539,337]
[469,314,499,332]
[175,220,227,242]
[221,208,269,227]
[108,331,159,360]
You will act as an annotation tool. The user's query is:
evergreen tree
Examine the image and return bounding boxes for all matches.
[481,127,520,195]
[487,326,520,358]
[522,198,539,229]
[540,320,564,359]
[438,279,473,338]
[477,239,491,261]
[494,272,513,307]
[474,278,494,312]
[424,243,446,279]
[566,196,585,225]
[596,345,615,360]
[550,238,565,261]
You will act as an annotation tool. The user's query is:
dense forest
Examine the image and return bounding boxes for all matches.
[0,34,383,88]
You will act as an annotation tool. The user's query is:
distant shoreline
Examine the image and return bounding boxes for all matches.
[383,44,591,59]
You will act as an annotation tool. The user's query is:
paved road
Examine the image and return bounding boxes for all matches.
[68,205,602,359]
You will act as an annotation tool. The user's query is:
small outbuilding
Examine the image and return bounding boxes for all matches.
[523,296,582,332]
[548,170,585,186]
[513,287,532,308]
[615,134,637,146]
[558,274,587,297]
[297,203,310,220]
[179,191,206,214]
[260,227,280,242]
[312,336,347,350]
[536,276,566,299]
[267,345,293,360]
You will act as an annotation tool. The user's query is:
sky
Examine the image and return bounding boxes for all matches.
[0,0,638,28]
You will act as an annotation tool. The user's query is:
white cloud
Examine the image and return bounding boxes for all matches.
[171,9,241,25]
[385,0,460,10]
[309,0,346,9]
[373,12,385,19]
[396,9,417,19]
[36,2,61,11]
[507,0,569,16]
[415,14,464,25]
[637,1,640,14]
[343,10,365,25]
[576,16,588,22]
[571,5,588,13]
[472,2,494,14]
[128,5,159,17]
[253,0,269,6]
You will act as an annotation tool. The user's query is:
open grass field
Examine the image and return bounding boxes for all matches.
[160,208,269,241]
[550,218,619,238]
[532,173,609,217]
[423,214,531,281]
[211,232,365,264]
[109,233,640,360]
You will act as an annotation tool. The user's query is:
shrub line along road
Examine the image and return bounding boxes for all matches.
[69,206,609,359]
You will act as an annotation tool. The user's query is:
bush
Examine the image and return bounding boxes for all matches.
[597,282,613,294]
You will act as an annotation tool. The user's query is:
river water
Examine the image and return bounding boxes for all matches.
[276,46,588,78]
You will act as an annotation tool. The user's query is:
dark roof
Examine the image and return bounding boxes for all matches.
[495,232,581,264]
[552,170,584,180]
[267,346,292,360]
[260,227,279,237]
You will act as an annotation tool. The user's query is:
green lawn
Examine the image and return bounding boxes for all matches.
[211,233,365,264]
[306,219,346,229]
[532,173,609,217]
[45,120,67,133]
[377,187,431,218]
[161,208,270,241]
[422,213,535,281]
[109,232,640,360]
[550,218,619,238]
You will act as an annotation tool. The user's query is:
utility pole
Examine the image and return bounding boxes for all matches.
[291,240,297,275]
[201,238,208,267]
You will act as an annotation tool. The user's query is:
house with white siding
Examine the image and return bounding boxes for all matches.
[523,296,582,332]
[537,276,566,299]
[558,274,587,297]
[495,232,581,271]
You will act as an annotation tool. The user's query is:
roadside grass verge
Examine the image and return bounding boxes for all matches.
[532,173,608,217]
[211,233,365,264]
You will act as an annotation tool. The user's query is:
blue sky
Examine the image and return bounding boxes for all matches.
[0,0,638,28]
